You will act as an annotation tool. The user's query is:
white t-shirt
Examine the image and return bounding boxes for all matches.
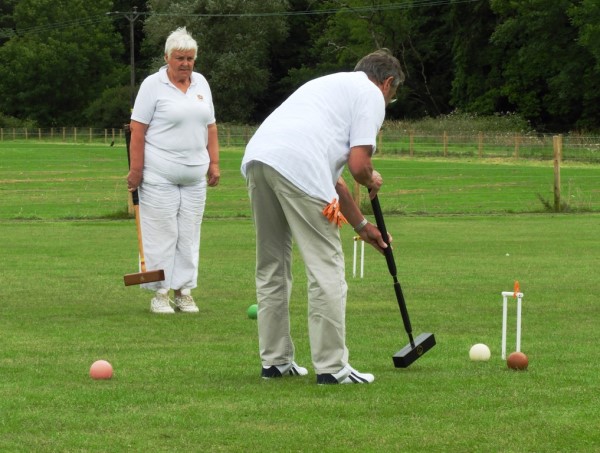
[241,71,385,202]
[131,65,216,166]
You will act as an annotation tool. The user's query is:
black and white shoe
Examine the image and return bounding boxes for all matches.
[317,365,375,385]
[261,361,308,379]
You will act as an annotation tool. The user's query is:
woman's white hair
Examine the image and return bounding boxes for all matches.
[164,27,197,58]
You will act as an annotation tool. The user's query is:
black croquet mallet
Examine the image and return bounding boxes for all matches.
[370,194,436,368]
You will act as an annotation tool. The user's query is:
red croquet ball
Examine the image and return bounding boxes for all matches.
[507,352,528,370]
[90,360,113,380]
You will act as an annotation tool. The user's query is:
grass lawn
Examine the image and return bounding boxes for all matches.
[1,142,599,220]
[0,142,599,451]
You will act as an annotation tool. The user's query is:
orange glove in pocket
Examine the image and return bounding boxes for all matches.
[322,198,348,228]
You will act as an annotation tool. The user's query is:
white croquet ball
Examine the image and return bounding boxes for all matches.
[469,343,491,361]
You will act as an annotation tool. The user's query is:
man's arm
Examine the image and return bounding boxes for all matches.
[347,145,382,198]
[335,176,388,252]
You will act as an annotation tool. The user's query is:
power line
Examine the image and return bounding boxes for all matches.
[0,0,478,38]
[147,0,480,18]
[144,0,478,18]
[0,15,109,38]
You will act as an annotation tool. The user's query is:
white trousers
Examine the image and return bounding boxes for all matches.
[246,162,349,374]
[138,151,208,292]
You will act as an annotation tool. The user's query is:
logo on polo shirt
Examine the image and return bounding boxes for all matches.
[197,94,204,101]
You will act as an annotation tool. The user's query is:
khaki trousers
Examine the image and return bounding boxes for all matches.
[246,162,349,374]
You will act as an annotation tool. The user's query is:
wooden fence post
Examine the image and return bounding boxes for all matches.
[514,133,521,159]
[353,181,361,207]
[443,131,448,157]
[409,130,414,157]
[553,135,562,212]
[478,132,483,158]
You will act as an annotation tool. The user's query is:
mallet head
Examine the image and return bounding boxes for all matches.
[393,332,436,368]
[123,269,165,286]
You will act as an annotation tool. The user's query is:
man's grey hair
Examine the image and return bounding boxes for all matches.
[354,48,405,88]
[164,27,197,59]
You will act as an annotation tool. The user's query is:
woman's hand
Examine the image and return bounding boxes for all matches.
[207,162,220,187]
[127,169,143,192]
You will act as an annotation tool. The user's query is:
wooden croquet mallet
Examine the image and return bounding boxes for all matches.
[123,124,165,286]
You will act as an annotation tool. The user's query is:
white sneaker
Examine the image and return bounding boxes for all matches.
[261,361,308,378]
[317,364,375,385]
[174,294,199,313]
[150,292,175,314]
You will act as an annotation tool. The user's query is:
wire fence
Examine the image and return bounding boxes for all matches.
[376,130,600,162]
[191,124,600,163]
[2,124,599,163]
[0,126,125,145]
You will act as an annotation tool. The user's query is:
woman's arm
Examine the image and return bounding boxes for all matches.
[127,120,148,192]
[206,123,220,187]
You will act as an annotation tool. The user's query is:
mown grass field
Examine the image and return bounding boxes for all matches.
[1,142,598,220]
[1,142,599,451]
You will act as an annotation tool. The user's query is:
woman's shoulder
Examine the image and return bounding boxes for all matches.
[140,67,167,86]
[191,72,212,96]
[192,71,209,84]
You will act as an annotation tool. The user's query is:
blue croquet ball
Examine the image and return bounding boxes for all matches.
[247,304,258,319]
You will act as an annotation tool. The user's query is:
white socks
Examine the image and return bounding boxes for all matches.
[157,288,191,296]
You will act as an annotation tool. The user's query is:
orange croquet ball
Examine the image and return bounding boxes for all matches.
[89,360,113,380]
[507,352,528,370]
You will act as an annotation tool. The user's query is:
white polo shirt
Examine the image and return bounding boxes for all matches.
[241,71,385,203]
[131,65,216,166]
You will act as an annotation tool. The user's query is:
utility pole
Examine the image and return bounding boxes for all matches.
[106,7,142,215]
[107,7,141,108]
[125,7,141,108]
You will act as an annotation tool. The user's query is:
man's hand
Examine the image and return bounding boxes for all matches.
[366,170,383,199]
[357,222,392,254]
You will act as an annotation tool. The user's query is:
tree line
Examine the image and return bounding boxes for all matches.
[0,0,599,132]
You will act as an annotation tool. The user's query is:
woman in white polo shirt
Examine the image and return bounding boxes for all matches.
[127,27,220,314]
